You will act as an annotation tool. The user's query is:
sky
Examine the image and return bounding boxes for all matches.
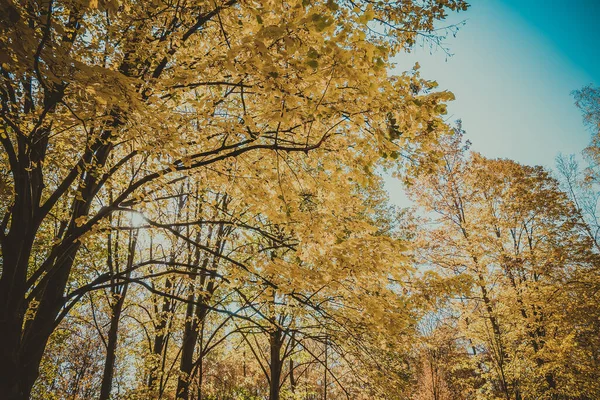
[384,0,600,206]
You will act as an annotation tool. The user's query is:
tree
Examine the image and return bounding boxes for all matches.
[573,85,600,136]
[0,0,468,398]
[409,129,600,399]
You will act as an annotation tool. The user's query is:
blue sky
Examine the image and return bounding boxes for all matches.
[385,0,600,206]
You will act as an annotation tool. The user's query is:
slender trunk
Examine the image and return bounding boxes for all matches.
[504,260,556,396]
[430,350,439,400]
[289,332,296,394]
[177,217,225,399]
[98,294,126,400]
[147,277,173,391]
[289,358,296,394]
[453,187,510,400]
[149,188,189,394]
[269,328,283,400]
[99,230,137,400]
[477,275,510,400]
[177,261,213,399]
[323,337,328,400]
[197,355,203,400]
[176,297,207,400]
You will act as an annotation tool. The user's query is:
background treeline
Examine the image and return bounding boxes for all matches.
[0,1,599,399]
[408,106,600,400]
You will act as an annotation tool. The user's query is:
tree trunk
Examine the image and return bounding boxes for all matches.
[323,337,328,400]
[99,230,137,400]
[269,329,283,400]
[289,331,296,394]
[176,296,207,400]
[177,266,213,399]
[0,235,33,399]
[98,293,126,400]
[177,218,224,399]
[0,161,44,399]
[0,121,110,399]
[147,277,173,392]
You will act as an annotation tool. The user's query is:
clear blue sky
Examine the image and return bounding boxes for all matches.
[385,0,600,206]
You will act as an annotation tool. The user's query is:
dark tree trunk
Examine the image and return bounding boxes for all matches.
[289,332,296,394]
[0,242,82,400]
[269,329,283,400]
[0,141,47,399]
[289,358,296,395]
[323,337,328,400]
[0,6,235,398]
[98,293,126,400]
[177,217,225,399]
[0,115,112,399]
[176,261,214,399]
[176,291,205,400]
[147,277,173,392]
[0,233,34,399]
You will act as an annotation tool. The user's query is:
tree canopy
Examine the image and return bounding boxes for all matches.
[1,1,599,400]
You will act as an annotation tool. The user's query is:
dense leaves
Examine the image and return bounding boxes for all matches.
[1,1,599,400]
[0,0,465,399]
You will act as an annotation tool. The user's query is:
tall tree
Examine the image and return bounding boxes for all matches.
[410,129,600,400]
[0,0,466,398]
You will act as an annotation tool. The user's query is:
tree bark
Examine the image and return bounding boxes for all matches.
[0,232,34,399]
[176,294,208,400]
[0,133,49,399]
[99,230,137,400]
[177,215,225,399]
[289,332,296,395]
[269,328,283,400]
[147,276,173,393]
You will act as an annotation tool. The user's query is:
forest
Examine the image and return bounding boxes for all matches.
[0,0,599,399]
